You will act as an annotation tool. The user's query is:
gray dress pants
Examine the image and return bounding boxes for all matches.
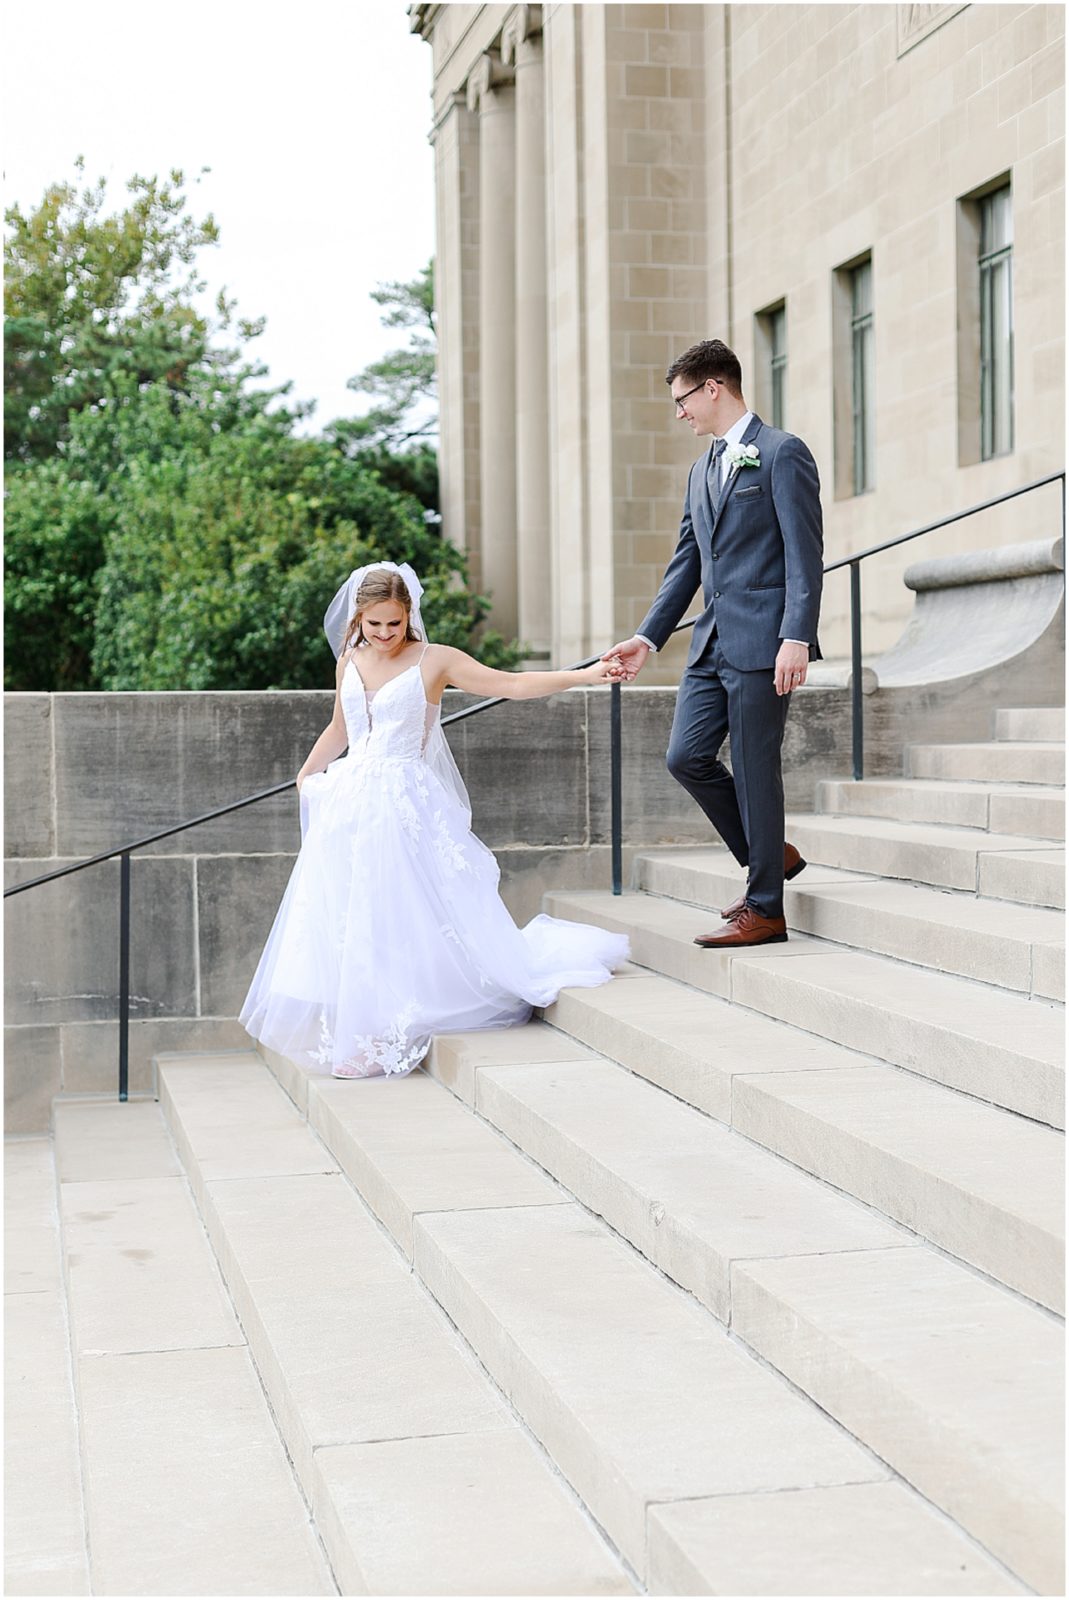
[665,636,792,919]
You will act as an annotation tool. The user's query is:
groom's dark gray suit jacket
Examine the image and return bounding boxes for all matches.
[638,414,824,672]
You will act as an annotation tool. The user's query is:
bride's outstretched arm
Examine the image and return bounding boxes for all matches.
[296,654,350,791]
[429,645,624,701]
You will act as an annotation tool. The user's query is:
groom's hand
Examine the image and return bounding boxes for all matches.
[775,641,810,696]
[602,637,650,682]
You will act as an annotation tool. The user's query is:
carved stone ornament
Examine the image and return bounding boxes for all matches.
[466,51,514,112]
[501,4,543,65]
[896,2,968,57]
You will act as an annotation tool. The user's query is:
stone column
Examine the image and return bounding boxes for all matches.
[543,6,588,667]
[503,6,551,662]
[467,52,518,640]
[430,92,481,575]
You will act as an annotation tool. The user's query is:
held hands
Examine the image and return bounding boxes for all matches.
[774,641,810,697]
[601,637,650,683]
[582,656,626,685]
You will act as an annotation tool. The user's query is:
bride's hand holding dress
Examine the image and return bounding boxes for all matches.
[295,650,353,796]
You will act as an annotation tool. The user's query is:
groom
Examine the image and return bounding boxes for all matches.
[604,339,823,947]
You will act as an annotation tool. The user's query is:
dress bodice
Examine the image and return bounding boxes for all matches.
[340,655,439,762]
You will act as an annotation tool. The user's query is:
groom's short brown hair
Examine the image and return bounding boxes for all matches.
[666,339,743,398]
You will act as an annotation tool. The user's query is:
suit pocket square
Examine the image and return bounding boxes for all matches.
[735,484,764,498]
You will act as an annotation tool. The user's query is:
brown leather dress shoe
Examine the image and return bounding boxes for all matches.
[694,905,788,948]
[721,842,806,921]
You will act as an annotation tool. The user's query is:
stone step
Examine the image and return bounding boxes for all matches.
[996,707,1065,742]
[732,946,1065,1128]
[648,1481,1027,1596]
[783,813,1065,907]
[634,849,1065,999]
[306,1057,568,1260]
[818,776,1066,840]
[277,1045,1054,1592]
[543,892,1065,1127]
[416,1199,1052,1594]
[543,887,847,1004]
[449,994,1063,1313]
[52,1097,334,1597]
[731,1062,1064,1313]
[979,846,1066,910]
[542,977,881,1124]
[732,1248,1064,1594]
[158,1054,633,1597]
[466,1057,911,1323]
[908,739,1065,785]
[5,1139,90,1596]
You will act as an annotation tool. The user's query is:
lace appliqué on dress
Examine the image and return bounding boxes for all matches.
[312,1004,427,1079]
[380,761,426,844]
[431,808,471,878]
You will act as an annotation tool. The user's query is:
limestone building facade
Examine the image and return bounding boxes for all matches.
[410,3,1064,674]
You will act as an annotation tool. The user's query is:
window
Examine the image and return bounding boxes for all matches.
[956,174,1014,467]
[850,258,874,494]
[755,301,787,429]
[832,251,875,499]
[769,304,787,430]
[979,185,1014,459]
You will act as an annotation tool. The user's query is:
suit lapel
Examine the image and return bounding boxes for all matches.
[711,413,764,534]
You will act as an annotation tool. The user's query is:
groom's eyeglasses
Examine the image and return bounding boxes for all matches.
[672,380,715,413]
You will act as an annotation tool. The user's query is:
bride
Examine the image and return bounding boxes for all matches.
[240,561,630,1079]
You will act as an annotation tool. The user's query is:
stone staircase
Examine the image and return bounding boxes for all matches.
[9,709,1064,1595]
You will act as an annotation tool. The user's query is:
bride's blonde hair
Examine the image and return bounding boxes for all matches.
[343,570,421,653]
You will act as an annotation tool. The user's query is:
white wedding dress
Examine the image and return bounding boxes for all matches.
[240,647,629,1078]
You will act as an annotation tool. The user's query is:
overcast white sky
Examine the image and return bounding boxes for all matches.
[4,0,436,430]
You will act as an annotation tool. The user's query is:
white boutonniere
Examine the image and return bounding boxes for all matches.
[724,442,760,472]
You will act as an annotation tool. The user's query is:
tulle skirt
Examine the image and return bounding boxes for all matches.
[240,751,629,1078]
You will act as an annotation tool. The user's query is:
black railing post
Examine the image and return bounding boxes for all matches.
[610,681,623,896]
[850,560,864,782]
[118,851,130,1102]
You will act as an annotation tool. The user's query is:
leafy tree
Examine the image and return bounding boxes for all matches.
[339,259,438,512]
[87,371,512,690]
[3,451,110,690]
[4,158,257,463]
[348,261,436,445]
[6,356,516,692]
[4,173,516,692]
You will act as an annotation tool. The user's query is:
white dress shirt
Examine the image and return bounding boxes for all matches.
[638,413,807,652]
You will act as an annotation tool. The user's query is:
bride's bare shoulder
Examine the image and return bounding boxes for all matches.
[421,641,460,667]
[423,642,465,665]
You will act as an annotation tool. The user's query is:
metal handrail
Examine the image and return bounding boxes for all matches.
[2,662,605,899]
[7,469,1064,1098]
[823,471,1065,573]
[832,470,1064,782]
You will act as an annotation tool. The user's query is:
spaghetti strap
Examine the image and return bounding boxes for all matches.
[418,642,431,661]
